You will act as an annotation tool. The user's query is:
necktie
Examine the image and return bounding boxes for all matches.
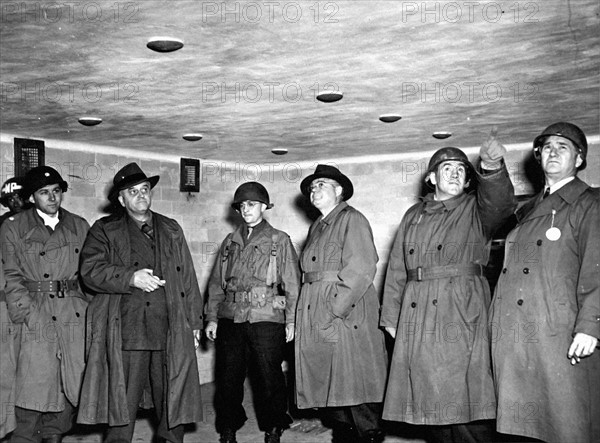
[247,227,253,239]
[542,188,550,199]
[141,223,154,241]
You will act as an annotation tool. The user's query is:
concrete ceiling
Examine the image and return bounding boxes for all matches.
[1,0,599,163]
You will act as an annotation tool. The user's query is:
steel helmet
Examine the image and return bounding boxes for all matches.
[425,147,475,187]
[1,177,25,206]
[23,166,68,199]
[533,122,588,170]
[231,182,273,210]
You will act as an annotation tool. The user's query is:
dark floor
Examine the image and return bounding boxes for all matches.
[57,382,427,443]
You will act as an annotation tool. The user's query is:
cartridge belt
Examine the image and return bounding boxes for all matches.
[24,279,80,297]
[407,264,483,282]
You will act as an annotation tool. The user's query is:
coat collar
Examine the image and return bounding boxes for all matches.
[420,191,469,213]
[319,201,349,225]
[516,177,589,222]
[230,219,273,247]
[20,207,78,242]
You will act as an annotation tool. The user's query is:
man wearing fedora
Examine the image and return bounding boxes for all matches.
[1,166,90,443]
[205,182,300,443]
[380,130,516,442]
[490,122,599,443]
[76,163,204,443]
[295,165,387,443]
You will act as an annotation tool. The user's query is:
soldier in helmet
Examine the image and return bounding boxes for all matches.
[490,122,599,443]
[1,166,90,443]
[380,129,516,442]
[205,182,300,443]
[0,176,29,227]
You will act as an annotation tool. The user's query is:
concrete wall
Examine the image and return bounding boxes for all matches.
[2,134,599,383]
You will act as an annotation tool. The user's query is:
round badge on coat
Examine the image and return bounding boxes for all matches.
[545,227,561,241]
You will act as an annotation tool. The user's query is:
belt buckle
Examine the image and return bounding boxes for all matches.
[416,266,423,282]
[57,279,68,298]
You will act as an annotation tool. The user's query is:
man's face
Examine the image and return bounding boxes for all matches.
[429,160,468,201]
[30,184,63,216]
[118,181,152,218]
[540,135,582,182]
[5,193,25,213]
[309,179,342,212]
[237,200,266,227]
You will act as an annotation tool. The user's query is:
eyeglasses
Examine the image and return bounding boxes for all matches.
[309,181,338,193]
[238,201,260,211]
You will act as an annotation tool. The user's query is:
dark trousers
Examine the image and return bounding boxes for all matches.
[427,420,496,443]
[11,403,74,443]
[214,319,290,433]
[320,402,383,442]
[104,350,183,443]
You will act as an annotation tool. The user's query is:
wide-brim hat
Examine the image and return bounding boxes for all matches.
[109,162,159,200]
[300,164,354,201]
[231,182,273,210]
[23,166,68,199]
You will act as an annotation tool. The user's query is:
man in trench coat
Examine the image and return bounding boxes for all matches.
[76,163,203,443]
[295,165,388,443]
[380,130,516,442]
[490,122,599,443]
[1,166,90,443]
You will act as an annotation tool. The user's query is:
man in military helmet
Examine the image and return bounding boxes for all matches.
[490,122,599,442]
[380,129,517,442]
[1,166,90,443]
[0,176,30,439]
[0,176,29,227]
[206,182,300,443]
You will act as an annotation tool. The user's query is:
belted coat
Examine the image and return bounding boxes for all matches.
[490,178,600,443]
[295,202,388,408]
[0,208,90,412]
[380,164,516,424]
[76,211,204,427]
[206,220,300,325]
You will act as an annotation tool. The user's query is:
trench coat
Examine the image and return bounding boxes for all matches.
[206,220,300,325]
[295,202,388,408]
[76,211,204,427]
[490,177,600,443]
[380,164,516,425]
[0,208,90,412]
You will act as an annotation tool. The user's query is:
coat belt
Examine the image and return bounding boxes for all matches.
[24,279,80,297]
[225,289,274,303]
[407,264,483,282]
[301,271,339,284]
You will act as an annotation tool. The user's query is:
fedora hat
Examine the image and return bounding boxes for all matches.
[300,164,354,200]
[109,162,159,200]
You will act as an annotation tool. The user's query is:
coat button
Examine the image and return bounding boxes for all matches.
[409,249,414,255]
[134,262,139,266]
[40,251,45,256]
[411,302,417,308]
[523,268,529,274]
[76,312,80,317]
[49,294,55,299]
[181,292,185,298]
[351,304,355,308]
[75,248,79,253]
[52,316,57,321]
[146,302,150,306]
[437,244,442,250]
[44,273,49,278]
[312,256,316,261]
[537,239,542,246]
[177,266,181,271]
[354,325,358,329]
[115,273,119,278]
[517,299,523,306]
[432,299,437,306]
[502,268,507,274]
[307,305,310,310]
